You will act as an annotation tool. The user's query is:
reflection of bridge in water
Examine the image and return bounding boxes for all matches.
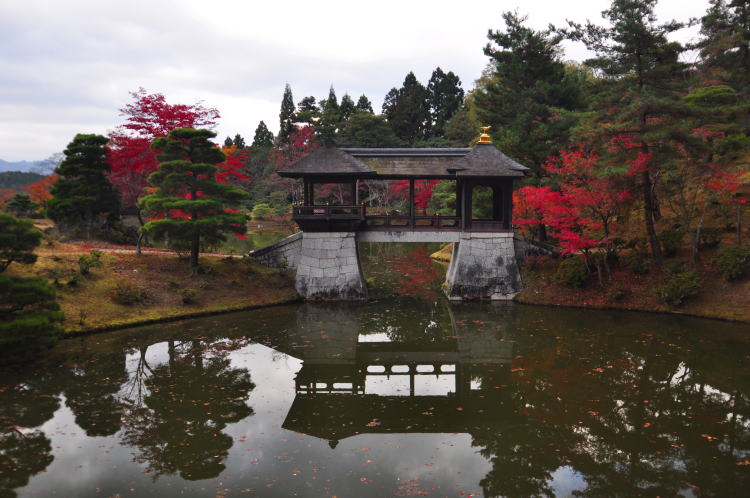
[278,303,516,445]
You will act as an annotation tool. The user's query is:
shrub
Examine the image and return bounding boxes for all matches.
[658,228,685,257]
[111,281,150,305]
[699,227,722,248]
[252,203,273,220]
[657,269,701,306]
[607,282,628,301]
[622,250,652,275]
[78,250,103,275]
[556,257,588,287]
[180,288,198,305]
[713,245,750,281]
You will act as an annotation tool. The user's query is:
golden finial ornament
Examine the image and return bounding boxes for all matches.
[478,126,492,144]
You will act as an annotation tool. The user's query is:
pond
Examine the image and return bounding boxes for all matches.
[2,244,750,497]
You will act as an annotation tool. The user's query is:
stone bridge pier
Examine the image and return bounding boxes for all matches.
[252,230,525,301]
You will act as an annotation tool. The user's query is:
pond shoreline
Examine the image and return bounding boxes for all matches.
[64,297,303,337]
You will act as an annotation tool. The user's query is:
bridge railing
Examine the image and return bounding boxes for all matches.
[292,205,510,232]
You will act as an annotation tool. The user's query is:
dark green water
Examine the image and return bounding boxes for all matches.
[2,244,750,497]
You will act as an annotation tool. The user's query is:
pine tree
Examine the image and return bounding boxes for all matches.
[139,129,247,275]
[0,213,63,364]
[382,72,430,144]
[46,134,121,234]
[224,136,233,147]
[475,12,583,176]
[252,121,275,148]
[564,0,689,265]
[426,67,465,138]
[296,96,320,124]
[444,106,479,146]
[356,95,374,113]
[278,84,296,143]
[697,0,750,92]
[339,93,356,122]
[7,194,37,218]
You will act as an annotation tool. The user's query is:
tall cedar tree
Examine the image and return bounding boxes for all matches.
[0,213,63,363]
[382,72,431,144]
[317,87,341,146]
[47,134,121,234]
[339,93,356,122]
[233,134,246,149]
[356,95,374,113]
[475,12,583,180]
[252,120,275,148]
[564,0,688,265]
[426,68,465,138]
[278,84,296,143]
[139,129,246,275]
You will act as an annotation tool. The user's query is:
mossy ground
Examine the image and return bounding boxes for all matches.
[516,247,750,323]
[9,242,298,333]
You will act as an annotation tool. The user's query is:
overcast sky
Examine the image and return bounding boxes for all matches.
[0,0,711,161]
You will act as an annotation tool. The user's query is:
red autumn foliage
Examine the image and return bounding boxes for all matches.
[391,180,441,211]
[107,88,220,210]
[515,149,631,254]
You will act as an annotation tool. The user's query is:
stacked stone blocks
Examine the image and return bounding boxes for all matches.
[295,232,367,300]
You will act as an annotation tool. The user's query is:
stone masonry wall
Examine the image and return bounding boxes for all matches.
[251,232,302,269]
[295,232,367,300]
[445,232,521,300]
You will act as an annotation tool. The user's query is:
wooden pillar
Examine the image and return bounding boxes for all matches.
[462,182,472,230]
[409,178,415,228]
[350,181,357,206]
[504,181,513,229]
[354,180,359,205]
[303,179,311,206]
[455,180,462,219]
[492,185,503,222]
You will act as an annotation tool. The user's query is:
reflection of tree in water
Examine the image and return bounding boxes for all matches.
[0,371,60,498]
[465,315,750,498]
[122,340,254,481]
[63,351,128,437]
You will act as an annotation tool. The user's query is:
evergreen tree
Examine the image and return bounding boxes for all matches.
[321,86,339,113]
[382,72,430,144]
[296,96,320,124]
[139,129,247,275]
[0,213,63,364]
[252,120,275,148]
[475,12,583,176]
[444,106,480,146]
[426,67,465,138]
[7,194,37,218]
[224,136,233,147]
[337,112,404,147]
[46,134,121,233]
[564,0,688,265]
[316,87,341,146]
[278,84,296,143]
[356,94,374,113]
[339,93,356,122]
[233,134,246,149]
[697,0,750,92]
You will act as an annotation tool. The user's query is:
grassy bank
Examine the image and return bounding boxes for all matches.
[516,252,750,323]
[9,243,299,333]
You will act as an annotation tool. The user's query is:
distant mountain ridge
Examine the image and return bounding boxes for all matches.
[0,159,42,173]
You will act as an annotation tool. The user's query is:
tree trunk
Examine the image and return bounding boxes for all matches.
[642,170,663,265]
[190,229,199,276]
[738,204,743,246]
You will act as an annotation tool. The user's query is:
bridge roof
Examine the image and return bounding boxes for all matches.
[277,143,529,179]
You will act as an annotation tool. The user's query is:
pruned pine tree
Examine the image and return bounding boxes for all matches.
[0,213,62,364]
[139,129,247,275]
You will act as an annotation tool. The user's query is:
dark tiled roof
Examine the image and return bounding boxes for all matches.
[452,143,529,177]
[277,147,375,177]
[278,145,528,179]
